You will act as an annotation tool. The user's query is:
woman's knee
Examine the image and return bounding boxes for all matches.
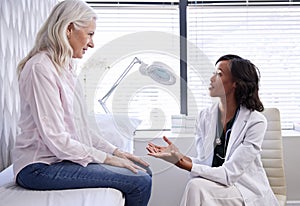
[138,172,152,192]
[127,173,152,206]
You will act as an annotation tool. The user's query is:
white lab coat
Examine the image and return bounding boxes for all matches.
[189,103,279,206]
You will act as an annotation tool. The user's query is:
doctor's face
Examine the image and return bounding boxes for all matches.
[209,60,236,98]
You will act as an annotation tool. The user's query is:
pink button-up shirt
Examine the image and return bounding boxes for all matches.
[13,52,116,177]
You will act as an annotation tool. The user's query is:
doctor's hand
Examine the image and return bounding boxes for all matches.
[146,136,184,164]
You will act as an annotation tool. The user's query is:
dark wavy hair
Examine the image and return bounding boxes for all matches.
[216,54,264,112]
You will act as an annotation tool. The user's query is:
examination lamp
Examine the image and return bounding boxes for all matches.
[98,57,176,113]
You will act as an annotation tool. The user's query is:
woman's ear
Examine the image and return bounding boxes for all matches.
[66,23,74,39]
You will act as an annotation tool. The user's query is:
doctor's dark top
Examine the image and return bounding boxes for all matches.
[212,107,240,167]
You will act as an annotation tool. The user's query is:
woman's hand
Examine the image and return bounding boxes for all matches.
[113,149,150,167]
[146,136,184,164]
[104,153,146,174]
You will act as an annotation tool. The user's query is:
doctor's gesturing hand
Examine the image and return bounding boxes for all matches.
[146,136,192,171]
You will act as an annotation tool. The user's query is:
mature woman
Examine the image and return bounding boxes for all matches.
[147,54,279,206]
[13,1,151,206]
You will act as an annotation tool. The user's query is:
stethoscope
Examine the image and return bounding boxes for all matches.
[215,129,232,160]
[215,108,240,159]
[215,128,232,146]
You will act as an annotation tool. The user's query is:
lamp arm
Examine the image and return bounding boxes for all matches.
[99,57,142,112]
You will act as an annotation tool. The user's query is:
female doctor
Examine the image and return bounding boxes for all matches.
[147,54,279,206]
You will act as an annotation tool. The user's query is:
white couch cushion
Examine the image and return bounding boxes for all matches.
[0,183,125,206]
[0,164,14,187]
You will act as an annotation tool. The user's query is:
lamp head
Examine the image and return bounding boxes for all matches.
[139,61,176,85]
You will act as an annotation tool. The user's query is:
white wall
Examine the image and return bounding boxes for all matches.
[134,134,195,206]
[282,135,300,203]
[134,131,300,206]
[0,0,57,171]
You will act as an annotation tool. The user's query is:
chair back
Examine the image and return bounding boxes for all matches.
[261,108,287,206]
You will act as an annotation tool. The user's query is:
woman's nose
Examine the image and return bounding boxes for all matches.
[88,39,94,48]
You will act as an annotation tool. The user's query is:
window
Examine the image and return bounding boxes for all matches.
[81,1,300,130]
[80,2,180,130]
[187,1,300,129]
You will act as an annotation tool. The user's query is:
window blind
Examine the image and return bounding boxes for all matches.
[187,2,300,129]
[80,3,180,130]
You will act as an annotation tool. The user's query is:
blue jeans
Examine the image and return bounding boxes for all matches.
[16,161,152,206]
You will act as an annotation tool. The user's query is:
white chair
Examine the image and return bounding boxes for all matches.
[261,108,287,206]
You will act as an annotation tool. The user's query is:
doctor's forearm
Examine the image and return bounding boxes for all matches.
[175,156,192,171]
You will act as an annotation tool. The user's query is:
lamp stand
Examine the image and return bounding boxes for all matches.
[98,57,142,113]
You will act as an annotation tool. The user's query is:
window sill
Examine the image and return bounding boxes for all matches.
[134,129,300,139]
[134,130,192,139]
[282,129,300,138]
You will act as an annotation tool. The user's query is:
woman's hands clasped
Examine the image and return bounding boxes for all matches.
[146,136,184,164]
[104,149,149,174]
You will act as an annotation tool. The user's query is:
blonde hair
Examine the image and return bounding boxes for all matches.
[17,0,97,75]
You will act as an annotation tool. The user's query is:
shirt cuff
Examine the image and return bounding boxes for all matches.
[91,148,108,163]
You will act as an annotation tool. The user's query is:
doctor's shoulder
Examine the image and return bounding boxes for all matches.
[246,109,268,132]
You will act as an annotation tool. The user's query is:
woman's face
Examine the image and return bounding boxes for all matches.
[67,19,96,58]
[209,60,236,98]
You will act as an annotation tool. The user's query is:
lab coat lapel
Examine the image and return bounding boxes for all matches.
[202,103,219,158]
[225,107,250,159]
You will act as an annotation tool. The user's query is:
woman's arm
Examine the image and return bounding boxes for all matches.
[24,63,107,165]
